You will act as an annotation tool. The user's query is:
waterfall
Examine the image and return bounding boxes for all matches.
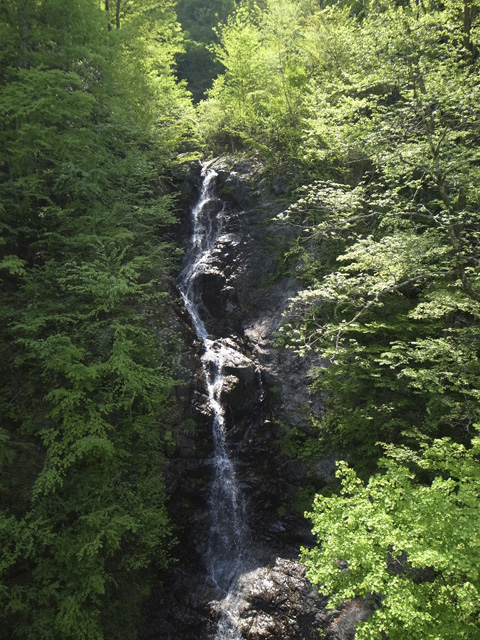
[178,165,250,639]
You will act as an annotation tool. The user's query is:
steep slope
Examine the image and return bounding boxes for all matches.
[141,158,369,639]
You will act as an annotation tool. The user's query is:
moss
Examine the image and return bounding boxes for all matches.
[217,183,236,196]
[190,476,206,487]
[184,417,197,431]
[277,504,287,518]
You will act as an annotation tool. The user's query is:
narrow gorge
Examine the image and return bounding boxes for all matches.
[141,159,370,640]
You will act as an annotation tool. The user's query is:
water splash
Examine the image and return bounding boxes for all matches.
[178,165,250,639]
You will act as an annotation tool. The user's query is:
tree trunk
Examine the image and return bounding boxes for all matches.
[105,0,111,31]
[463,0,478,58]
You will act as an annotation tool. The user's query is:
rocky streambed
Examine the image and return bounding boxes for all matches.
[141,158,370,640]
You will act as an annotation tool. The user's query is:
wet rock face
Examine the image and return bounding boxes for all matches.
[234,559,331,639]
[235,560,370,640]
[151,559,371,640]
[140,159,368,639]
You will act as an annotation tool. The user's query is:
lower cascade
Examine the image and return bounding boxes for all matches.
[178,164,250,638]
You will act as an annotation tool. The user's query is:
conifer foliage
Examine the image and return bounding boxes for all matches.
[0,1,190,637]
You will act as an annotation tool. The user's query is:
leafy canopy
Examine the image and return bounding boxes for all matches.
[302,434,480,640]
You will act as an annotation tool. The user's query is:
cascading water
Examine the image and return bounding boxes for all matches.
[178,164,250,639]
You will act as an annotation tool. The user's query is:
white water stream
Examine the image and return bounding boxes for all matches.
[177,165,250,639]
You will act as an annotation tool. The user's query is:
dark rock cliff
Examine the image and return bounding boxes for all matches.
[141,158,369,639]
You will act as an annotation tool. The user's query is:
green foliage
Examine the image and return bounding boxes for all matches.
[277,0,480,460]
[302,434,480,639]
[197,0,312,160]
[282,424,326,462]
[2,0,479,636]
[0,0,191,637]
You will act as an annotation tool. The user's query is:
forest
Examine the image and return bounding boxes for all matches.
[0,0,479,638]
